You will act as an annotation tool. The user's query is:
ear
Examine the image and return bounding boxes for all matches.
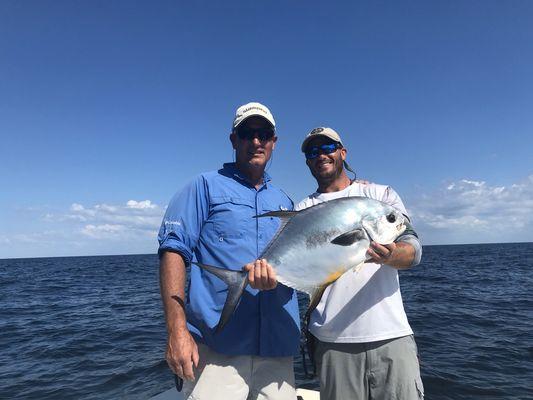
[340,147,347,161]
[230,132,237,150]
[271,135,278,150]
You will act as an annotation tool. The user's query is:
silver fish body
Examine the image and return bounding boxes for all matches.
[194,196,406,332]
[263,196,406,294]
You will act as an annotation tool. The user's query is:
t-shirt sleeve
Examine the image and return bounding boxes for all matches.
[157,175,209,264]
[380,186,423,265]
[380,186,409,218]
[294,196,313,211]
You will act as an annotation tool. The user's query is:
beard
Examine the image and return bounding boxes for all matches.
[309,156,344,184]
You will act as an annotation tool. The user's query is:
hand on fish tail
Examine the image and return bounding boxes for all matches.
[243,259,278,290]
[193,258,280,333]
[192,262,249,333]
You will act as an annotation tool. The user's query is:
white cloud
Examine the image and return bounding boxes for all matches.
[1,199,167,258]
[81,224,126,239]
[43,213,54,221]
[71,203,85,212]
[126,200,156,209]
[67,200,164,240]
[95,204,118,213]
[69,203,96,218]
[410,175,533,244]
[8,230,67,245]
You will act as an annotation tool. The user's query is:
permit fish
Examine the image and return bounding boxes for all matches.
[194,196,407,332]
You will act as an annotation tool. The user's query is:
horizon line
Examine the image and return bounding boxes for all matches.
[1,241,532,261]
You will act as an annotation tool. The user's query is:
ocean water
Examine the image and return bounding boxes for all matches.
[1,243,532,399]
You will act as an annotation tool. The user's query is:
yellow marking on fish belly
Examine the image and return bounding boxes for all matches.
[307,268,346,320]
[322,268,345,285]
[306,264,348,318]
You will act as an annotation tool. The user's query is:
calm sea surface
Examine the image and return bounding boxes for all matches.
[1,243,532,399]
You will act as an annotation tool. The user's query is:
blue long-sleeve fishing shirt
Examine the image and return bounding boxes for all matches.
[158,163,300,357]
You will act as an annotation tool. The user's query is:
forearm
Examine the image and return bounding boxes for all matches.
[159,251,188,334]
[397,234,422,266]
[159,251,199,380]
[387,242,416,269]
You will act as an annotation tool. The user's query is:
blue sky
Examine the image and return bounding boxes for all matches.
[1,1,532,258]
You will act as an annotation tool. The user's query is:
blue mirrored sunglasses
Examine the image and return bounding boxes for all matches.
[304,142,342,160]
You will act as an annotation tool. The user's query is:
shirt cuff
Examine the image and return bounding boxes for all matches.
[158,237,192,265]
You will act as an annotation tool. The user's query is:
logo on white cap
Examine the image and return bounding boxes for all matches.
[309,127,325,135]
[233,102,275,130]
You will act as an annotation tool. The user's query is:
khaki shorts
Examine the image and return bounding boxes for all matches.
[182,343,296,400]
[315,335,424,400]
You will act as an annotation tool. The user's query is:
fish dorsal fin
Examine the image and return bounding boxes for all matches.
[331,228,367,246]
[254,210,298,220]
[257,210,299,258]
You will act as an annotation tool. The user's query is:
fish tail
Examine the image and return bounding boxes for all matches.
[192,262,249,333]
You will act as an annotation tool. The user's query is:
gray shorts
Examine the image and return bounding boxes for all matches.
[314,335,424,400]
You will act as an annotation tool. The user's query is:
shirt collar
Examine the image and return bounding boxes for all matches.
[222,162,271,187]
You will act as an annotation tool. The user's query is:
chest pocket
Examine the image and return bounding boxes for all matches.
[209,196,255,239]
[258,207,283,243]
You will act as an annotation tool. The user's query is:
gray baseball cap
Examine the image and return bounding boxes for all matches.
[301,127,344,152]
[301,126,355,175]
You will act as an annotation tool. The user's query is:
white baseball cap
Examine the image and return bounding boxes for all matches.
[232,102,276,130]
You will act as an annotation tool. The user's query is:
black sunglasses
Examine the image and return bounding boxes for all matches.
[237,126,275,142]
[305,142,342,160]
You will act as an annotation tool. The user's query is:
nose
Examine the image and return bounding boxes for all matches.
[250,135,262,146]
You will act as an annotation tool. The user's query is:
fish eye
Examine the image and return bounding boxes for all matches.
[386,213,396,223]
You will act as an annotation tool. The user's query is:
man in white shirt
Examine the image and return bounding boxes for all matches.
[296,127,425,400]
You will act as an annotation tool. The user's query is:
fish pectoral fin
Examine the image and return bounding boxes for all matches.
[331,228,366,246]
[254,210,298,219]
[192,262,249,333]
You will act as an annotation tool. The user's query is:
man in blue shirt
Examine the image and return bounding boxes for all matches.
[158,102,300,400]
